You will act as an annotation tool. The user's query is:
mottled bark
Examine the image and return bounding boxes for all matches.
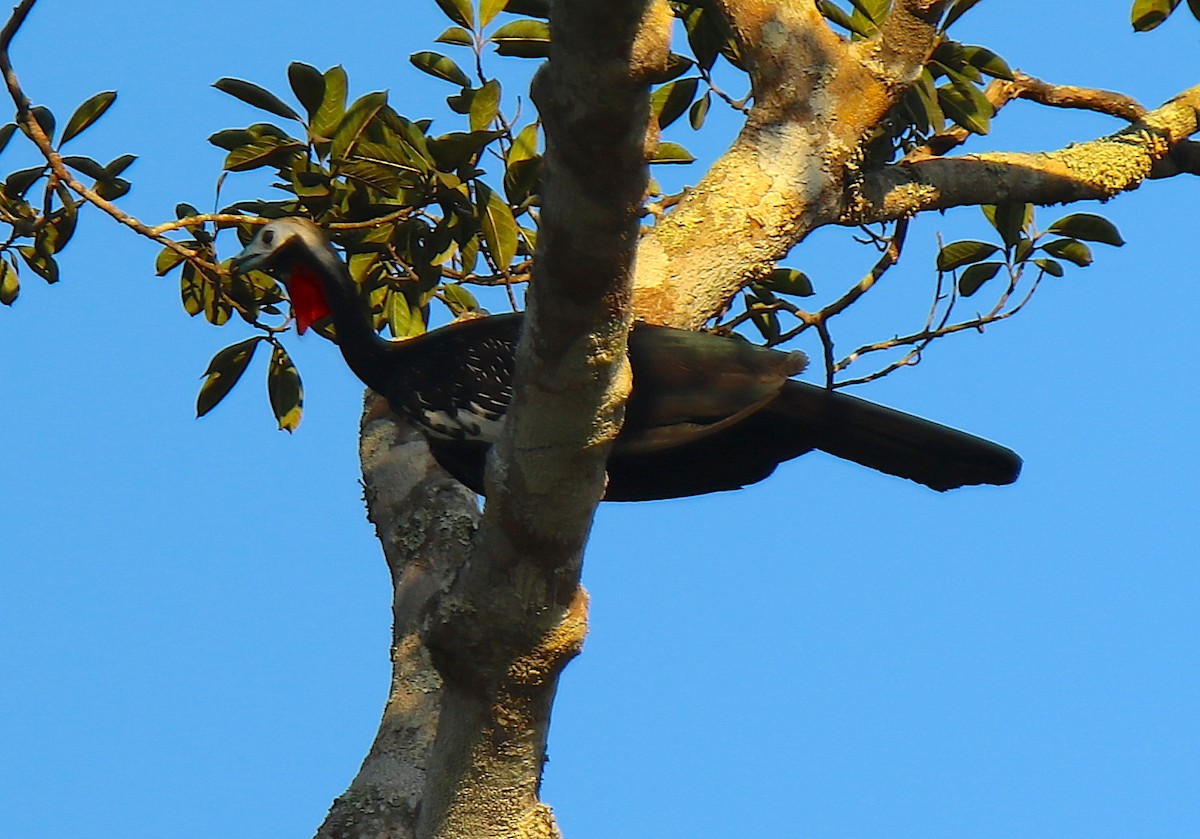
[316,395,479,839]
[848,84,1200,223]
[319,3,669,839]
[631,0,941,327]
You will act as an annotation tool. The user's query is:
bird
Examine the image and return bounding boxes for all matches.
[230,217,1021,501]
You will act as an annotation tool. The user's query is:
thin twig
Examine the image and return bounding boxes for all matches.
[0,2,215,272]
[835,261,1044,387]
[820,217,909,320]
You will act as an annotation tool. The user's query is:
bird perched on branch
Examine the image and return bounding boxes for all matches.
[231,217,1021,501]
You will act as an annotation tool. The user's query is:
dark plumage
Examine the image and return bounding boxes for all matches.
[232,218,1021,501]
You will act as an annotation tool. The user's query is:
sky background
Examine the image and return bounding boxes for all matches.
[1,2,1197,837]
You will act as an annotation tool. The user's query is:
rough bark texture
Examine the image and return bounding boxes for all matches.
[318,3,669,838]
[850,84,1200,222]
[630,0,946,327]
[413,5,668,835]
[317,395,478,839]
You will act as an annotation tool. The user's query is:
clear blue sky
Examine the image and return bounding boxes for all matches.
[2,2,1197,837]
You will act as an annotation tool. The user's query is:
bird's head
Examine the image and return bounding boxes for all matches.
[231,217,334,335]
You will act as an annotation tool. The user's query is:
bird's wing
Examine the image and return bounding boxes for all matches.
[618,324,808,453]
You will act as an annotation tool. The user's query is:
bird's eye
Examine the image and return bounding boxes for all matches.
[262,229,275,246]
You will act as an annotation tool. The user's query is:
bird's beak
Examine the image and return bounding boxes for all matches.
[228,247,263,276]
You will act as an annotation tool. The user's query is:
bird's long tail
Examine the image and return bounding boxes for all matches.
[763,381,1022,491]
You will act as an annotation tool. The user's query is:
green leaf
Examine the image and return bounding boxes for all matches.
[938,76,992,134]
[651,77,700,130]
[433,0,474,28]
[649,141,695,164]
[311,66,348,148]
[1046,213,1125,246]
[957,261,1002,296]
[42,208,77,255]
[960,45,1014,80]
[180,263,225,321]
[507,122,539,165]
[208,128,254,151]
[845,0,881,35]
[223,136,305,172]
[505,0,549,17]
[267,343,303,432]
[105,153,137,178]
[1033,258,1064,277]
[441,282,479,315]
[763,267,815,297]
[1014,237,1034,263]
[1040,238,1093,267]
[943,0,985,28]
[436,26,475,46]
[749,306,781,341]
[0,257,18,305]
[983,201,1031,248]
[409,51,471,86]
[339,159,408,193]
[287,62,325,120]
[480,0,508,28]
[60,91,117,145]
[213,78,302,121]
[94,176,131,201]
[1131,0,1180,30]
[689,92,711,130]
[204,276,232,325]
[469,80,502,132]
[906,68,945,134]
[330,91,388,163]
[28,106,55,143]
[937,240,1000,271]
[816,1,874,37]
[0,123,16,156]
[5,165,46,197]
[652,53,697,85]
[428,129,504,170]
[504,156,542,207]
[845,0,886,23]
[386,289,424,338]
[491,19,551,57]
[518,225,538,256]
[196,337,262,417]
[17,245,58,283]
[60,154,119,181]
[477,181,519,271]
[156,246,187,276]
[1191,0,1200,20]
[680,6,720,71]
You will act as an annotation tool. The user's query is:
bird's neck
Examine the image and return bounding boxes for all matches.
[303,246,400,393]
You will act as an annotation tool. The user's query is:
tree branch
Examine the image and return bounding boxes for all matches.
[849,83,1200,223]
[633,1,897,327]
[316,396,480,839]
[913,72,1147,158]
[0,0,217,272]
[410,3,668,838]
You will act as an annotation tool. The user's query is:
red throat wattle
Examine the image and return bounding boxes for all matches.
[287,264,331,335]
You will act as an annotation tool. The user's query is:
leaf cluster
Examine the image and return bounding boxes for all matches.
[193,0,560,426]
[0,91,129,306]
[938,206,1125,298]
[7,0,1192,430]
